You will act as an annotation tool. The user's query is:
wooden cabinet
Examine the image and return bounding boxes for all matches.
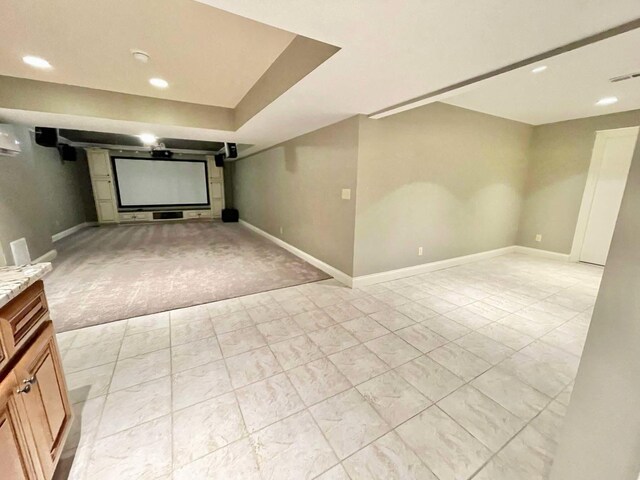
[0,371,39,480]
[87,148,119,224]
[14,322,72,479]
[0,283,72,480]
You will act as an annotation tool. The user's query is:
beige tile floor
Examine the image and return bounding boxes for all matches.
[52,253,602,480]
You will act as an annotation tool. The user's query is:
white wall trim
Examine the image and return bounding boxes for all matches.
[352,246,517,288]
[512,245,571,262]
[240,218,578,288]
[569,126,639,262]
[34,249,57,263]
[52,222,97,242]
[239,219,354,287]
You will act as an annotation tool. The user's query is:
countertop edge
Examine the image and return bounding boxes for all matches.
[0,263,53,309]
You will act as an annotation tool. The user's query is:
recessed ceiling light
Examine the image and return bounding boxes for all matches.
[138,133,157,145]
[531,65,547,74]
[596,96,618,106]
[149,78,169,89]
[23,55,52,69]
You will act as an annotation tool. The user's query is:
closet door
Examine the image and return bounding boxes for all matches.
[580,128,638,265]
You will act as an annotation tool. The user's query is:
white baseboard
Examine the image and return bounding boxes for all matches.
[239,219,354,287]
[513,245,571,262]
[351,246,517,288]
[34,249,57,263]
[238,221,575,289]
[52,222,96,242]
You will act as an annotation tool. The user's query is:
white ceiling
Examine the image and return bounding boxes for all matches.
[0,0,294,107]
[1,0,640,155]
[444,28,640,125]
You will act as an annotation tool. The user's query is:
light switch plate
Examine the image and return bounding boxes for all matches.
[341,189,351,200]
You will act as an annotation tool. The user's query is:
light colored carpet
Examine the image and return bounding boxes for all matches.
[46,222,329,332]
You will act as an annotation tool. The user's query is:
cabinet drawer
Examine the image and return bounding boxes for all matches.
[119,212,152,222]
[0,281,48,353]
[185,210,212,219]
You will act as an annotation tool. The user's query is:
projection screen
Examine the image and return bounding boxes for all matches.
[113,157,209,207]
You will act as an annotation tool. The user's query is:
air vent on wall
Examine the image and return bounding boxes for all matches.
[610,72,640,83]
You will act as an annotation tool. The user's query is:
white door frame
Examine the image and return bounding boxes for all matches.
[569,126,639,262]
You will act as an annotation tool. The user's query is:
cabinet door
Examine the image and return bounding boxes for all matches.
[87,150,111,177]
[0,371,40,480]
[97,201,117,223]
[15,322,72,479]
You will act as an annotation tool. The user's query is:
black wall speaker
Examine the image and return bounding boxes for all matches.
[222,208,239,223]
[224,143,238,159]
[35,127,58,147]
[214,153,225,167]
[57,144,77,161]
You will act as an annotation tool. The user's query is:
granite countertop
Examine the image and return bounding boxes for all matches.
[0,263,53,309]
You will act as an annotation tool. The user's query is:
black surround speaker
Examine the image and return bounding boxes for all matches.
[221,208,239,223]
[151,149,173,159]
[224,143,238,159]
[35,127,58,147]
[214,153,225,167]
[57,144,77,161]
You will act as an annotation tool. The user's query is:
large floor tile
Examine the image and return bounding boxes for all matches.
[357,370,430,427]
[395,324,448,353]
[65,362,115,405]
[98,376,171,438]
[341,316,390,342]
[428,343,491,381]
[125,312,170,336]
[368,310,415,331]
[71,321,127,348]
[171,318,215,346]
[308,325,359,355]
[454,331,515,365]
[218,326,266,357]
[396,406,492,480]
[109,348,171,392]
[250,411,337,480]
[236,373,304,432]
[270,334,324,370]
[396,355,463,402]
[287,357,351,406]
[293,309,337,332]
[173,438,261,480]
[246,303,288,324]
[63,340,121,374]
[329,344,388,385]
[172,359,232,411]
[87,415,172,480]
[365,333,421,368]
[226,346,283,389]
[420,314,470,340]
[171,335,223,373]
[437,385,525,451]
[310,388,390,459]
[343,431,437,480]
[257,317,304,344]
[471,366,550,420]
[118,328,170,359]
[211,310,254,334]
[172,392,246,467]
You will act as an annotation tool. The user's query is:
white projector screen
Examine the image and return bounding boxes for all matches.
[113,157,209,207]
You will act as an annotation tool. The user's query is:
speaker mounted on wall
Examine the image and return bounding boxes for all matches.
[35,127,58,147]
[224,143,237,159]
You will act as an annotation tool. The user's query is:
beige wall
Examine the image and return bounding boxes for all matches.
[0,125,92,264]
[353,103,532,276]
[233,117,359,275]
[517,109,640,253]
[550,135,640,480]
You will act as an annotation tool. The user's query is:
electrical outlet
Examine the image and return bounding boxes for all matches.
[535,234,542,242]
[418,247,423,256]
[341,188,351,200]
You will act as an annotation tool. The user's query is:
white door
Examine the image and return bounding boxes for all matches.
[580,127,639,265]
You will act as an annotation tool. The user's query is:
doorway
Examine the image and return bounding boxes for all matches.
[571,126,639,265]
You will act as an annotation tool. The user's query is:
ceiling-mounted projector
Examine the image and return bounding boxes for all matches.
[150,142,173,159]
